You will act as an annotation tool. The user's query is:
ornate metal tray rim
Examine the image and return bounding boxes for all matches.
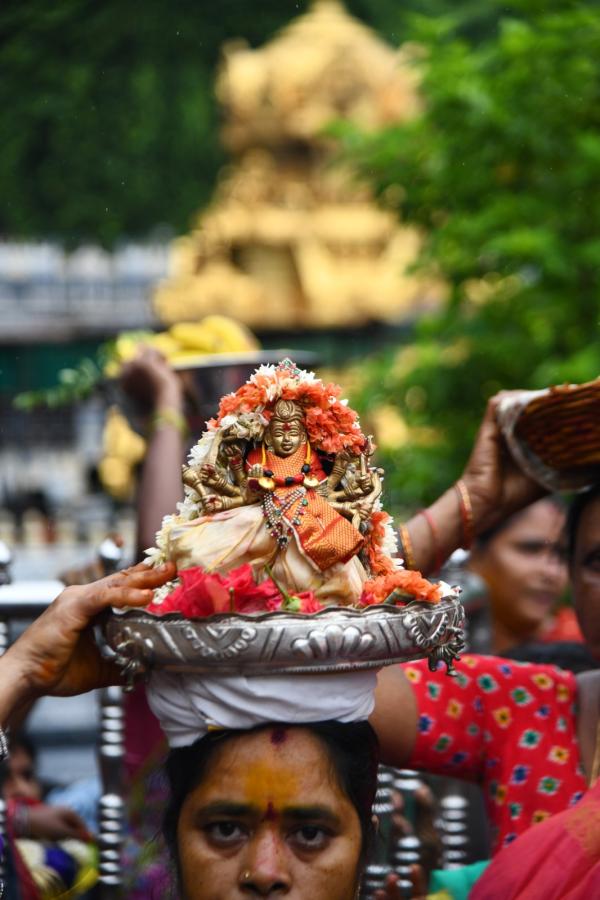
[102,595,465,681]
[107,596,456,625]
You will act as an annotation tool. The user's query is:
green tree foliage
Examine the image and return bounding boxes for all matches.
[336,0,600,507]
[0,0,420,246]
[0,0,286,245]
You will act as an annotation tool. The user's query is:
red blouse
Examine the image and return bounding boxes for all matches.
[540,607,584,643]
[403,654,588,853]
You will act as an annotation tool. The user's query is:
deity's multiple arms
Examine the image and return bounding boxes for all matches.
[180,410,382,538]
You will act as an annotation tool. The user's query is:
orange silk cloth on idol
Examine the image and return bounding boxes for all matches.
[246,444,364,572]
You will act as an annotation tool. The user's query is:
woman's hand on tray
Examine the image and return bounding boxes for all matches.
[0,561,176,715]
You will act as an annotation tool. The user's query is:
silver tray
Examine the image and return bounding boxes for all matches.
[102,594,465,681]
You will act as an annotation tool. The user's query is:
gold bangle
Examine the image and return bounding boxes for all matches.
[398,523,416,570]
[455,479,474,549]
[151,407,189,439]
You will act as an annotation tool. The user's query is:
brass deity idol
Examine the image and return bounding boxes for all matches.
[182,399,381,526]
[151,360,395,607]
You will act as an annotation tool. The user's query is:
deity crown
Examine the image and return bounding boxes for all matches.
[271,398,304,424]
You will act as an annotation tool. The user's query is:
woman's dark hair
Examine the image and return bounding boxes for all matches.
[163,720,379,878]
[474,494,566,551]
[0,732,37,792]
[8,732,37,762]
[566,483,600,566]
[503,640,599,674]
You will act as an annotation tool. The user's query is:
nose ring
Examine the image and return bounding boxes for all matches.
[241,870,252,882]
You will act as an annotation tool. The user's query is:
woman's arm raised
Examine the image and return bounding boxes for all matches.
[120,346,186,560]
[404,391,546,575]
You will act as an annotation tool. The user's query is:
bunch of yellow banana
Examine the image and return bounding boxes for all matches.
[98,406,147,501]
[103,315,260,377]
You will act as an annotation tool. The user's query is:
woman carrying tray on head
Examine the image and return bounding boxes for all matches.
[0,516,594,899]
[123,359,600,879]
[136,376,586,854]
[6,373,600,896]
[113,352,446,897]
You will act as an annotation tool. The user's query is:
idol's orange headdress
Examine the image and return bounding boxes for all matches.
[211,358,367,456]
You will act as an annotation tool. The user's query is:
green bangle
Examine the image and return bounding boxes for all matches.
[150,407,189,439]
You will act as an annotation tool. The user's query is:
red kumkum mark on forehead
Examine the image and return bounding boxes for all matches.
[262,801,277,822]
[270,728,287,746]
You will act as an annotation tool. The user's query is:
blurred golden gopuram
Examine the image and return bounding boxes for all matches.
[154,0,444,330]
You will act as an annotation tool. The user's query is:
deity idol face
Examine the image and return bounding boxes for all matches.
[176,727,362,900]
[267,403,307,457]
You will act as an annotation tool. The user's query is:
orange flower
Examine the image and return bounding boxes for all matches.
[214,368,367,456]
[360,569,442,606]
[304,404,365,454]
[362,511,396,576]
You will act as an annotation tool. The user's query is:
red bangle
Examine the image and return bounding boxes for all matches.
[455,479,474,549]
[418,508,443,572]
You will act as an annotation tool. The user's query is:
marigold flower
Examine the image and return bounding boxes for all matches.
[359,568,442,606]
[214,365,367,455]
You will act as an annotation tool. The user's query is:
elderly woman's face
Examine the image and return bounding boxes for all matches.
[571,494,600,658]
[177,727,362,900]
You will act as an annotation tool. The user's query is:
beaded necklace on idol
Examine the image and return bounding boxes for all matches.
[252,442,320,548]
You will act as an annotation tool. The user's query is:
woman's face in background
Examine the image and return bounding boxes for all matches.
[469,499,568,644]
[177,727,362,900]
[571,494,600,659]
[2,744,41,802]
